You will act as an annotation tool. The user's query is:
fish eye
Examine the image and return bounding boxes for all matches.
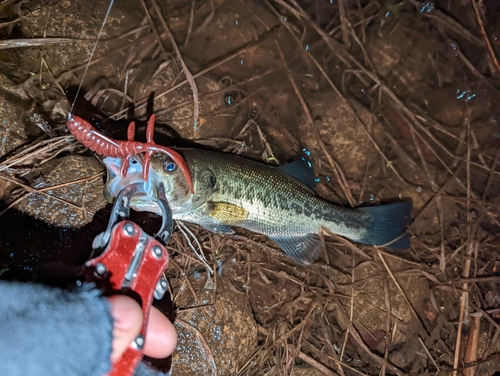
[164,161,177,173]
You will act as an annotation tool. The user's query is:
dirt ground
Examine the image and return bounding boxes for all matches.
[1,0,500,375]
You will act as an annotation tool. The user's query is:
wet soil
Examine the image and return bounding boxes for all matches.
[1,0,500,375]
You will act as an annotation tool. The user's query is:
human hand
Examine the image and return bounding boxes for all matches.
[107,295,177,363]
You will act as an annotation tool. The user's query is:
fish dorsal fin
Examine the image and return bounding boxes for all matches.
[269,234,323,265]
[277,158,316,190]
[208,202,249,225]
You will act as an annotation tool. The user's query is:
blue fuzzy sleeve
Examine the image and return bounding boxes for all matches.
[0,281,112,376]
[0,281,171,376]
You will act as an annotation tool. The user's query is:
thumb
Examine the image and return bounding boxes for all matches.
[107,295,144,363]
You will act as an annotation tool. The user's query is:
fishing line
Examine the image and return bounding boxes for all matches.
[68,0,115,118]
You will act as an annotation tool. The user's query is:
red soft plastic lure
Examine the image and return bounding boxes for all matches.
[67,114,194,193]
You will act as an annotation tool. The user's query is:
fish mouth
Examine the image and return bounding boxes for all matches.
[103,156,162,214]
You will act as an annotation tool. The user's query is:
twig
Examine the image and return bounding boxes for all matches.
[193,0,214,35]
[464,313,482,376]
[470,0,500,75]
[453,113,475,375]
[437,196,446,274]
[337,0,349,45]
[0,18,20,29]
[0,37,87,49]
[184,0,196,46]
[482,151,500,201]
[418,336,440,371]
[151,0,199,131]
[381,277,391,376]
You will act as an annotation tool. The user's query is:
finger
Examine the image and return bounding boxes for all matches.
[107,295,143,362]
[143,306,177,359]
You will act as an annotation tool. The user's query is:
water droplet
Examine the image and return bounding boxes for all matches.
[224,95,234,106]
[314,177,321,183]
[416,186,422,193]
[240,59,244,65]
[235,19,239,26]
[302,148,311,156]
[217,260,223,275]
[325,176,331,182]
[385,11,390,17]
[369,194,375,201]
[305,44,310,51]
[420,2,435,13]
[456,89,476,102]
[279,15,287,22]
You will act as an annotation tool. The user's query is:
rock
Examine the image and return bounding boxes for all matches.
[0,75,28,158]
[306,91,381,181]
[171,276,258,375]
[366,13,464,100]
[388,341,420,369]
[14,155,107,227]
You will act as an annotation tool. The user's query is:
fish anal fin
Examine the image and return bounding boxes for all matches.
[277,158,316,190]
[269,234,323,266]
[209,202,249,225]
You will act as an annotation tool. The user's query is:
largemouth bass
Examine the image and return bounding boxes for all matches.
[104,150,412,265]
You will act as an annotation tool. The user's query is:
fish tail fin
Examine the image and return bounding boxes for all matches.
[357,202,412,249]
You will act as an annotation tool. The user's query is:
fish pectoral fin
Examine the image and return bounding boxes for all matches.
[208,202,249,225]
[269,234,323,266]
[199,222,235,234]
[187,202,236,234]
